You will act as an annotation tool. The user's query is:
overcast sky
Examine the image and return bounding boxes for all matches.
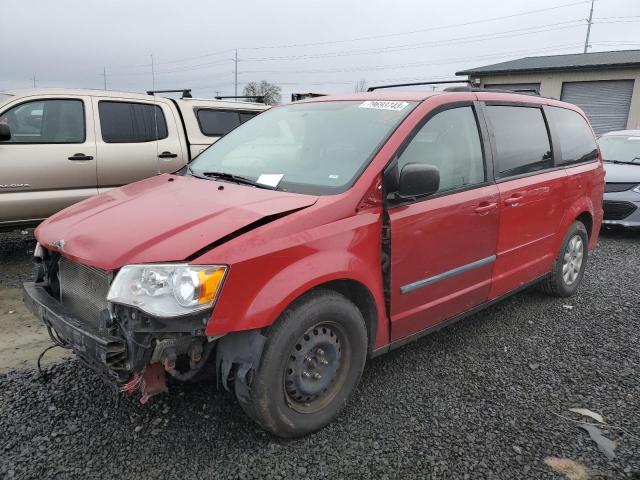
[2,0,639,101]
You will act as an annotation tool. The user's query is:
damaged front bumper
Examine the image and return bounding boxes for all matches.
[23,281,128,381]
[23,281,218,401]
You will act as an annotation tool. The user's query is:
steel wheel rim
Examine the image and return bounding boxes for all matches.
[284,322,349,414]
[562,234,584,286]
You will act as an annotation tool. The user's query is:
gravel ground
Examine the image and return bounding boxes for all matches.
[1,230,639,479]
[0,229,35,289]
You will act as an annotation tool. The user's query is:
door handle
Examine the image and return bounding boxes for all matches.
[504,193,525,206]
[68,153,94,161]
[158,151,178,159]
[474,202,497,214]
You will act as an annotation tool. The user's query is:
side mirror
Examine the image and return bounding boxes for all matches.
[398,163,440,199]
[0,124,11,142]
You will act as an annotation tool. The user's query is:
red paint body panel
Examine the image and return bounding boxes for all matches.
[389,185,500,339]
[35,174,317,270]
[489,170,567,299]
[32,90,605,355]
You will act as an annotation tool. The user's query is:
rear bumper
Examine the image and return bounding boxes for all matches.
[23,281,127,382]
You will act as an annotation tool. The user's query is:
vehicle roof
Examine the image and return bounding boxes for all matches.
[294,91,441,102]
[3,88,160,101]
[600,129,640,137]
[295,90,580,110]
[0,88,268,110]
[174,98,268,111]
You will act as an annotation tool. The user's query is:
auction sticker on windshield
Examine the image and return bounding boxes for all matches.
[359,101,409,111]
[257,173,284,187]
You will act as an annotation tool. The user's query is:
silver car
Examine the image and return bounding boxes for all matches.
[599,130,640,228]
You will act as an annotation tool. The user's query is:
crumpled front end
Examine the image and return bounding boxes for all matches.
[23,249,218,402]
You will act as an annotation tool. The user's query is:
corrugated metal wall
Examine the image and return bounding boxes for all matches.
[560,80,635,135]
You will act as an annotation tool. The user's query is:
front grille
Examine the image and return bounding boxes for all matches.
[603,200,637,220]
[605,182,638,193]
[59,257,111,326]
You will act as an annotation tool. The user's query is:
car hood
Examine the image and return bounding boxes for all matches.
[36,174,317,271]
[604,162,640,183]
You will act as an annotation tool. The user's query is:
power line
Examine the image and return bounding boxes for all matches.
[243,0,591,51]
[236,44,585,77]
[241,21,586,62]
[106,20,587,80]
[130,43,586,92]
[84,0,591,73]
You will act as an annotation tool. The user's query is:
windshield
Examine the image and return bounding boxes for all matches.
[189,100,417,195]
[599,135,640,164]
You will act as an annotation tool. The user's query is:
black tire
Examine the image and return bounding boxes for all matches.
[539,221,589,297]
[237,289,367,438]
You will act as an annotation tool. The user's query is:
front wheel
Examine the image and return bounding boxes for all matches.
[539,221,589,297]
[237,290,367,438]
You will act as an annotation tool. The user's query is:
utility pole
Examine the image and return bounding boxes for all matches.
[32,74,36,88]
[151,55,156,93]
[583,0,595,53]
[234,49,238,100]
[102,67,107,90]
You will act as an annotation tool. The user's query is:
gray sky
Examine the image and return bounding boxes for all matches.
[2,0,639,101]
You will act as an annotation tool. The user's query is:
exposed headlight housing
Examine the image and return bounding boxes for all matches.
[107,264,227,317]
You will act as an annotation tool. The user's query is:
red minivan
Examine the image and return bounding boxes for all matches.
[24,89,604,437]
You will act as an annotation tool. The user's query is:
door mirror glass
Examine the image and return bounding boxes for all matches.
[0,123,10,141]
[398,163,440,198]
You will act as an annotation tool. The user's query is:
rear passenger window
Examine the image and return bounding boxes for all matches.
[0,99,85,144]
[486,106,552,178]
[99,101,168,143]
[396,106,485,193]
[547,107,598,165]
[239,112,258,124]
[197,110,241,136]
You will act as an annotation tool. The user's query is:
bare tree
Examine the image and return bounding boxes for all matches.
[243,80,282,105]
[353,78,368,93]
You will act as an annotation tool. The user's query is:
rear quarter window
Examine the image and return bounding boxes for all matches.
[486,105,553,179]
[547,107,598,165]
[196,109,242,136]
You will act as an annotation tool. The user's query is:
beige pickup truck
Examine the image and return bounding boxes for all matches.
[0,88,268,231]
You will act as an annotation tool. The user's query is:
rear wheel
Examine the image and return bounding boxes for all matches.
[237,290,367,438]
[539,221,589,297]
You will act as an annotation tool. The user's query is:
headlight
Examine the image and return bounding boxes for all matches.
[633,185,640,193]
[107,264,227,317]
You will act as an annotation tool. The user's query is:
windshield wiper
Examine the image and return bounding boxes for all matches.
[199,171,277,190]
[604,159,640,165]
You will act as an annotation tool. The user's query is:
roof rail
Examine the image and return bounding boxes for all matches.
[444,86,540,96]
[146,89,192,98]
[214,95,265,103]
[291,92,327,102]
[367,80,467,92]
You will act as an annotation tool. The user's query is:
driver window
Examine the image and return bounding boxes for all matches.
[396,106,485,193]
[0,99,85,144]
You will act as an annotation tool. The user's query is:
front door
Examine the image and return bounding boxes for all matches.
[482,104,568,299]
[387,104,500,341]
[0,96,97,226]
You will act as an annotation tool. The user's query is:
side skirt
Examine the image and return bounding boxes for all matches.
[370,274,547,358]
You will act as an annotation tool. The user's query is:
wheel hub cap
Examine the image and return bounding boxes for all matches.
[562,235,584,285]
[286,326,341,404]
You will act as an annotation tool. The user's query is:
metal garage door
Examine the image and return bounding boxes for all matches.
[561,80,635,136]
[484,83,541,94]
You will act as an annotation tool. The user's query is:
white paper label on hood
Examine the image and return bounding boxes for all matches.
[257,174,284,187]
[359,101,409,111]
